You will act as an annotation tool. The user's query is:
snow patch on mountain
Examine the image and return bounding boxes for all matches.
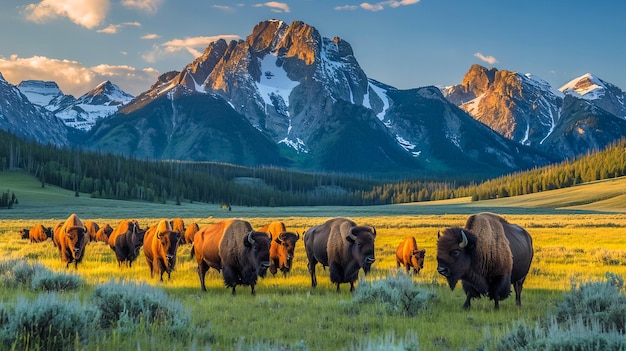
[559,73,605,100]
[365,82,389,120]
[18,80,66,106]
[256,53,299,111]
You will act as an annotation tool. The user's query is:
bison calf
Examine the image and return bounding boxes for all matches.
[436,212,533,310]
[257,221,300,277]
[396,236,425,274]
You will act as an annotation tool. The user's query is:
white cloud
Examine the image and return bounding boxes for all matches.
[474,52,497,65]
[121,0,162,13]
[0,55,159,96]
[97,21,141,34]
[141,33,161,40]
[23,0,110,29]
[360,0,420,11]
[253,2,290,13]
[335,5,359,10]
[143,35,240,63]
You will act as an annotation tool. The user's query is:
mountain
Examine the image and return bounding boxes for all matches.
[559,73,626,118]
[441,65,626,159]
[94,20,550,176]
[18,80,134,131]
[0,74,70,145]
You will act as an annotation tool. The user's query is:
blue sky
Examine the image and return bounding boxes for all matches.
[0,0,624,97]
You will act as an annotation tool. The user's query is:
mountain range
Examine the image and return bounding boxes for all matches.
[1,19,625,178]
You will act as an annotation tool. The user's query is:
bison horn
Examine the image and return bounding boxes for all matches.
[247,230,256,244]
[459,230,468,249]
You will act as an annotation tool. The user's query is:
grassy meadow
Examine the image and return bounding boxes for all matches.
[1,171,625,350]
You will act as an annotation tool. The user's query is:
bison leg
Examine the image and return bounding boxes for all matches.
[513,277,526,306]
[197,262,210,291]
[308,259,318,288]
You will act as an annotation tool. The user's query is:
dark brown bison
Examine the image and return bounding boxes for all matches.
[29,224,53,243]
[114,224,147,267]
[94,224,113,243]
[396,236,426,274]
[436,212,534,310]
[257,221,300,277]
[19,228,29,239]
[55,214,88,269]
[184,222,199,244]
[108,219,141,250]
[192,219,271,295]
[83,220,100,242]
[304,217,376,292]
[143,220,181,281]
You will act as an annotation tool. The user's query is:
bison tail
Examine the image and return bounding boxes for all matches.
[190,246,195,259]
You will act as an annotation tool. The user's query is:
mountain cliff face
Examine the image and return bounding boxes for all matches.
[0,74,70,145]
[442,64,626,159]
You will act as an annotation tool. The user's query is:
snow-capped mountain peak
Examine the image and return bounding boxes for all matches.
[17,80,65,106]
[559,73,605,100]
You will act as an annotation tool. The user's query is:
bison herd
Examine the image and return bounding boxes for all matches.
[17,212,534,309]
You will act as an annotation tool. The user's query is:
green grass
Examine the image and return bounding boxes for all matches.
[1,170,625,350]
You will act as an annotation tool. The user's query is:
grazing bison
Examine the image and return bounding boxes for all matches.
[184,222,200,244]
[94,224,113,243]
[436,212,534,310]
[114,224,147,267]
[143,220,181,281]
[257,221,300,277]
[83,220,100,242]
[19,228,30,240]
[396,236,426,274]
[29,224,53,243]
[108,219,142,250]
[304,217,376,292]
[56,214,88,269]
[192,219,271,295]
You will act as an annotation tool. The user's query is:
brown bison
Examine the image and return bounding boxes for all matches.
[52,221,64,247]
[94,224,113,243]
[192,219,271,295]
[171,217,185,238]
[436,212,534,310]
[19,228,29,239]
[114,223,147,267]
[55,214,88,269]
[257,221,300,277]
[108,219,142,250]
[143,220,181,281]
[304,217,376,292]
[29,224,53,243]
[83,220,100,242]
[184,222,200,244]
[396,236,426,274]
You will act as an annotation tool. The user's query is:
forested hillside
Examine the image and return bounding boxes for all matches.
[1,130,624,206]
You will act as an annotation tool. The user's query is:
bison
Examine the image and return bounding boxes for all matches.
[108,219,142,251]
[184,222,200,244]
[304,217,376,292]
[29,224,53,243]
[19,228,29,240]
[192,219,271,295]
[83,220,100,242]
[171,218,185,240]
[94,224,113,243]
[52,221,64,248]
[436,212,534,310]
[114,224,147,267]
[396,236,426,274]
[55,213,88,269]
[257,221,300,277]
[143,220,181,281]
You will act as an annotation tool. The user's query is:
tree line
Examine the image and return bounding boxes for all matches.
[1,129,624,206]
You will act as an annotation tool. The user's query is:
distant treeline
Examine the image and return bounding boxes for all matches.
[1,130,624,206]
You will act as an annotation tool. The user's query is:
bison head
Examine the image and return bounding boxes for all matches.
[244,230,271,276]
[436,227,476,290]
[65,225,87,260]
[347,226,376,274]
[274,231,300,275]
[20,228,29,239]
[411,249,426,274]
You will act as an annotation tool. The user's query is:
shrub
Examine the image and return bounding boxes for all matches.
[0,258,41,288]
[347,332,419,351]
[31,269,84,292]
[0,293,99,350]
[91,279,191,337]
[346,269,437,317]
